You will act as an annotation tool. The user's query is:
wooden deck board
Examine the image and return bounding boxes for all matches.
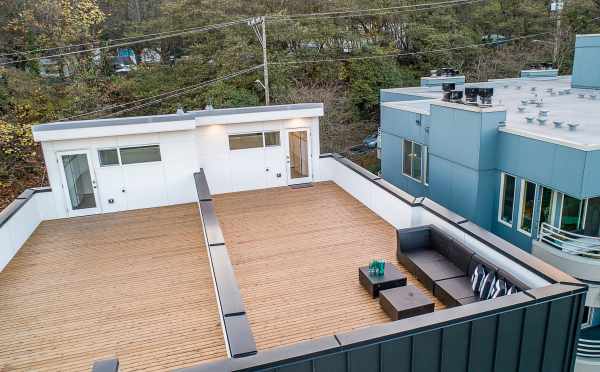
[214,182,446,351]
[0,204,226,371]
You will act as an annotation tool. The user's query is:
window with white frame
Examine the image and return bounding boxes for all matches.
[518,180,537,234]
[228,131,281,150]
[402,139,428,184]
[499,173,516,226]
[98,145,161,167]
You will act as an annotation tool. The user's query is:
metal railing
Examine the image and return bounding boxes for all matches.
[539,222,600,258]
[577,326,600,359]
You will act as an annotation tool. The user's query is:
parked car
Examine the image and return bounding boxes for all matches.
[362,132,378,149]
[112,56,137,74]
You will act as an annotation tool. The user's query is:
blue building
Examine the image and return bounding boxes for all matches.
[379,34,600,372]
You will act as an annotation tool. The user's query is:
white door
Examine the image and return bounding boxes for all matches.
[285,128,312,185]
[57,150,101,217]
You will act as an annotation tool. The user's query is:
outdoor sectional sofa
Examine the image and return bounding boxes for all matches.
[397,225,531,307]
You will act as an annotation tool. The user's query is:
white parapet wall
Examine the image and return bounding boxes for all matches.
[0,189,58,272]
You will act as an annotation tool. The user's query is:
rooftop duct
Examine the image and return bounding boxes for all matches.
[465,87,479,105]
[478,88,494,107]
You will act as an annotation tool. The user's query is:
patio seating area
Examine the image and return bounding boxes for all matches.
[213,182,445,351]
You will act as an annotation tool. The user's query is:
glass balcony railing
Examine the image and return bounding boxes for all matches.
[539,223,600,259]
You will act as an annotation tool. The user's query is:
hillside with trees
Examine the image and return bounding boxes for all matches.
[1,0,599,208]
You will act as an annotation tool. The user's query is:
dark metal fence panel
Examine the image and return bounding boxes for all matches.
[182,288,584,372]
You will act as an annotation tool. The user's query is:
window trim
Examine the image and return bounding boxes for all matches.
[119,144,162,166]
[264,131,281,147]
[423,146,429,186]
[558,193,585,232]
[538,187,557,232]
[402,139,428,185]
[517,179,536,237]
[498,172,516,228]
[98,147,121,167]
[228,131,282,150]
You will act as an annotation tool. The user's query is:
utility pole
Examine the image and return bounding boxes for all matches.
[261,17,270,105]
[551,0,565,66]
[248,16,270,105]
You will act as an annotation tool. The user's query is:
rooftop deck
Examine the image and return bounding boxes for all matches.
[0,204,225,371]
[214,182,444,351]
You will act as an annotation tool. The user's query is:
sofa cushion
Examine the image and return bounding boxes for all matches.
[398,248,446,280]
[413,259,465,291]
[468,255,499,277]
[457,296,479,305]
[478,271,496,300]
[430,226,452,257]
[447,240,475,273]
[470,264,487,295]
[489,278,508,299]
[434,277,478,307]
[396,226,431,254]
[497,269,530,291]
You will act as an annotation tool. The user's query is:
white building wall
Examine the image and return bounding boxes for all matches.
[196,117,320,194]
[40,115,321,217]
[42,130,198,219]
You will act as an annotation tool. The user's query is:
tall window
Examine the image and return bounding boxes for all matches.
[499,173,516,226]
[402,139,428,184]
[519,180,536,234]
[539,187,555,231]
[561,195,583,232]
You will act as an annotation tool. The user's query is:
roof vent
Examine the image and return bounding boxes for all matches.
[465,87,479,105]
[478,88,494,106]
[568,123,580,131]
[434,68,460,77]
[553,121,564,128]
[449,90,464,103]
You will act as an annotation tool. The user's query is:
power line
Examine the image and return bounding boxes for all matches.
[0,17,252,57]
[61,65,263,120]
[267,0,484,20]
[0,18,251,65]
[270,32,553,65]
[0,0,488,58]
[269,0,487,23]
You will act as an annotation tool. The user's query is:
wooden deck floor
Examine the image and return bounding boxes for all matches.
[214,182,445,351]
[0,204,225,371]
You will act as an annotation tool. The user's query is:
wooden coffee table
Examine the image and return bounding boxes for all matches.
[379,285,434,321]
[359,264,407,298]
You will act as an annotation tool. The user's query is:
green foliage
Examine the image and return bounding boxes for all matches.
[0,0,600,205]
[344,58,417,120]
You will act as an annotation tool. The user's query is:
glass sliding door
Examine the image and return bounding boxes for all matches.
[561,194,583,232]
[59,151,100,216]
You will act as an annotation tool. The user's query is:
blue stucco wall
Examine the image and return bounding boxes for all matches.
[497,132,600,199]
[572,34,600,89]
[420,75,465,87]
